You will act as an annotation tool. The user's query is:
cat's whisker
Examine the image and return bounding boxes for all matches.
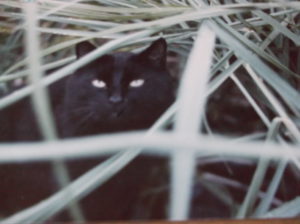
[71,106,92,114]
[74,111,96,130]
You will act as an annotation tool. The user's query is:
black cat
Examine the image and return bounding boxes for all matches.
[60,38,174,137]
[0,38,174,140]
[0,38,175,221]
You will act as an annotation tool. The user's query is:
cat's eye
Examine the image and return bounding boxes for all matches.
[92,79,106,88]
[129,79,145,88]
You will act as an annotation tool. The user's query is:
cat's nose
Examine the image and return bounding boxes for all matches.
[109,95,123,104]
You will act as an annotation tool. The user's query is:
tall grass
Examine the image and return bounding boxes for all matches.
[0,0,299,222]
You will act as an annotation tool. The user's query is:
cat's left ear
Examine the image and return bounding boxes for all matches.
[139,38,167,68]
[76,41,96,58]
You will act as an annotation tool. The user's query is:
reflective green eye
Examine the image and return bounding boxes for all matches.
[92,79,106,88]
[129,79,145,88]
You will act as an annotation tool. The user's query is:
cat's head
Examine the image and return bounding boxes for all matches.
[63,38,175,135]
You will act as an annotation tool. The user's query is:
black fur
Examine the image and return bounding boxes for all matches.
[0,38,174,221]
[0,38,174,140]
[60,38,174,137]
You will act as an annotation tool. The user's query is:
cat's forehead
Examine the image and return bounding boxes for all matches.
[110,52,138,74]
[93,52,135,66]
[80,51,140,78]
[111,52,135,64]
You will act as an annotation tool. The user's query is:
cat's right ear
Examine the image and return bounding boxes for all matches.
[75,41,96,58]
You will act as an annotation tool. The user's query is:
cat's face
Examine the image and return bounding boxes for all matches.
[62,38,174,136]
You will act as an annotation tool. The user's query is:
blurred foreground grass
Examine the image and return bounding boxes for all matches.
[0,0,299,222]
